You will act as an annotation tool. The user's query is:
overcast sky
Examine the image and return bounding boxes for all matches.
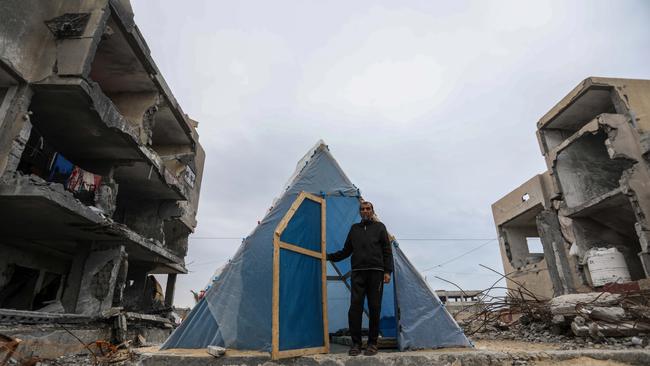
[131,0,650,308]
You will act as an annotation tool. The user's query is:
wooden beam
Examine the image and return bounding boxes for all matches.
[302,192,324,204]
[274,192,306,237]
[321,198,329,353]
[278,241,322,259]
[272,234,280,360]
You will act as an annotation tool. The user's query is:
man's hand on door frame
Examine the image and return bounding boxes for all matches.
[383,273,391,284]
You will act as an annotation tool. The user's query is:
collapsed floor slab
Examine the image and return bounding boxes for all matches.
[0,173,185,273]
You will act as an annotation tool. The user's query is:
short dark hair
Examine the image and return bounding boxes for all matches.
[360,201,374,210]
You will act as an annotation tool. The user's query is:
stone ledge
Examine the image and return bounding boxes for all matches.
[135,347,650,366]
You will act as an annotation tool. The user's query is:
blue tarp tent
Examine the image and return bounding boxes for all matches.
[162,141,471,357]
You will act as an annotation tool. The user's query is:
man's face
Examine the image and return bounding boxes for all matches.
[360,203,374,221]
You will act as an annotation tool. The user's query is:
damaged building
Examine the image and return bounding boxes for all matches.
[492,77,650,299]
[0,0,204,355]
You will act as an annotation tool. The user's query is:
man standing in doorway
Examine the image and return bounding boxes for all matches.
[327,201,393,356]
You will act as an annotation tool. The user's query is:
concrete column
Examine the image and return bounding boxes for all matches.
[61,243,90,313]
[638,252,650,278]
[164,273,177,308]
[122,264,149,311]
[75,244,126,315]
[537,210,576,296]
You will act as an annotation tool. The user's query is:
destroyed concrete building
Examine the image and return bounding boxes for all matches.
[0,0,204,352]
[492,77,650,299]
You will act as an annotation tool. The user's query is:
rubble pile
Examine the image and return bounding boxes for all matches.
[0,335,141,366]
[462,288,650,350]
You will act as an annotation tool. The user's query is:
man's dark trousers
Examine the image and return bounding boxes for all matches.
[349,270,384,346]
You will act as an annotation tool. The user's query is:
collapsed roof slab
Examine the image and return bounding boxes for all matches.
[537,77,650,155]
[30,77,188,201]
[0,174,186,274]
[89,3,198,147]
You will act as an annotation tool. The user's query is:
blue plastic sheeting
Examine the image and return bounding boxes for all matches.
[279,249,324,350]
[287,150,358,197]
[380,275,397,338]
[280,198,321,252]
[393,245,472,350]
[324,196,358,277]
[327,280,351,332]
[162,145,358,351]
[326,278,370,333]
[162,297,221,348]
[162,143,472,352]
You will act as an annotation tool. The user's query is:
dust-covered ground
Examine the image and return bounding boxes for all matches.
[35,339,650,366]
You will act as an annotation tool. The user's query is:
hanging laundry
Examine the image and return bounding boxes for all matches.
[47,153,74,184]
[66,166,102,205]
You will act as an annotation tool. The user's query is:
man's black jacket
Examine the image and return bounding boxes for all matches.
[327,220,394,273]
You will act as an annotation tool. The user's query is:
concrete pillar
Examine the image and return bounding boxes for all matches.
[122,264,149,311]
[111,255,129,307]
[75,244,126,315]
[537,210,576,296]
[61,243,90,313]
[638,252,650,278]
[164,273,177,308]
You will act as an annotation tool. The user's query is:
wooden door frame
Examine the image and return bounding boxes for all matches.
[272,191,329,359]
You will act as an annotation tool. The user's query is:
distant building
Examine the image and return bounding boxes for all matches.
[436,290,484,321]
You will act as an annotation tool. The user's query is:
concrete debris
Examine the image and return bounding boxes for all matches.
[549,292,622,315]
[0,334,21,365]
[36,301,65,314]
[206,345,226,358]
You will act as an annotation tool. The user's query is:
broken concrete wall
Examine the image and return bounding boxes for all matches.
[0,0,61,81]
[0,0,112,82]
[0,84,32,176]
[0,324,111,360]
[536,209,577,295]
[492,173,558,299]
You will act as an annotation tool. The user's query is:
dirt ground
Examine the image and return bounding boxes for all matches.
[473,339,563,352]
[535,356,632,366]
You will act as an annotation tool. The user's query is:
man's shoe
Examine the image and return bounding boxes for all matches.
[348,344,361,356]
[364,344,378,356]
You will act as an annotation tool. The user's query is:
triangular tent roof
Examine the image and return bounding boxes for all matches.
[162,141,471,353]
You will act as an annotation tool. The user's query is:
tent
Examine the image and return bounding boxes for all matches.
[162,141,471,358]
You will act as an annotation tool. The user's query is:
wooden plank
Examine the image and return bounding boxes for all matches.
[277,346,327,359]
[278,241,322,259]
[303,191,324,204]
[274,192,307,237]
[321,198,329,353]
[272,234,280,360]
